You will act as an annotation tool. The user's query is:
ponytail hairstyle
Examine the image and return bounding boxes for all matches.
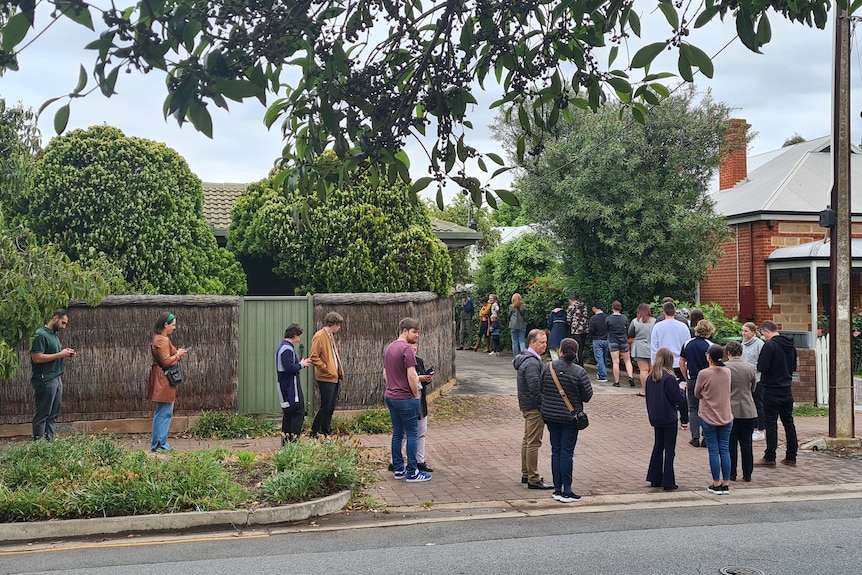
[707,344,726,367]
[559,338,579,362]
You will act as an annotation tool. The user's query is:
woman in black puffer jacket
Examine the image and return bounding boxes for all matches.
[540,338,594,502]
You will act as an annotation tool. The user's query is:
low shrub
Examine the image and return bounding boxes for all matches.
[191,411,278,439]
[349,407,392,434]
[265,438,362,504]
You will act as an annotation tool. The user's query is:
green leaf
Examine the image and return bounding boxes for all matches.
[677,48,694,82]
[608,46,619,67]
[756,13,772,45]
[631,42,666,69]
[37,96,62,116]
[607,76,631,94]
[411,177,434,194]
[495,188,520,207]
[486,153,505,165]
[57,1,94,30]
[73,64,88,94]
[658,1,680,29]
[736,7,760,52]
[188,102,213,138]
[100,66,120,97]
[629,11,641,36]
[651,83,671,98]
[2,12,30,53]
[53,104,70,134]
[684,43,714,78]
[694,5,718,28]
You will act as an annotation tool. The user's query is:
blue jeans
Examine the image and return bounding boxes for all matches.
[151,402,174,452]
[32,376,63,441]
[511,329,526,356]
[592,339,609,379]
[385,397,420,476]
[546,421,579,493]
[701,418,732,482]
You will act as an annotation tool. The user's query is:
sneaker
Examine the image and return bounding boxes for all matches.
[612,382,620,387]
[689,438,700,448]
[780,458,797,467]
[387,463,395,472]
[558,492,581,503]
[393,469,406,479]
[417,462,434,472]
[720,485,730,495]
[406,470,432,482]
[552,491,563,501]
[752,430,766,441]
[596,377,608,383]
[707,484,722,495]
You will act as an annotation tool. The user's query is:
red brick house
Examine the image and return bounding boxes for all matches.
[699,124,862,353]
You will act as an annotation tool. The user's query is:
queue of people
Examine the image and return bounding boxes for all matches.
[23,297,798,502]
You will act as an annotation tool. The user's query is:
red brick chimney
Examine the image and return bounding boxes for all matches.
[719,118,750,190]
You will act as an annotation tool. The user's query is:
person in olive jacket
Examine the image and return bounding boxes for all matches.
[539,338,593,502]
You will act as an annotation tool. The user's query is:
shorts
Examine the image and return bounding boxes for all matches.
[609,342,629,353]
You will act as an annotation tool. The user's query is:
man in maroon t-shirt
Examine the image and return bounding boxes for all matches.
[383,317,431,482]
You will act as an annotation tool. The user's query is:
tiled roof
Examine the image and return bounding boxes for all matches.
[201,182,481,249]
[201,182,247,232]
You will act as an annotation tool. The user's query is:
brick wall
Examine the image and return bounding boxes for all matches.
[794,348,816,404]
[700,218,853,329]
[719,119,750,191]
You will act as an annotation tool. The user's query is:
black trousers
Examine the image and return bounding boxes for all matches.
[572,333,587,365]
[281,401,306,443]
[646,425,678,488]
[763,387,798,461]
[311,381,340,436]
[729,417,756,480]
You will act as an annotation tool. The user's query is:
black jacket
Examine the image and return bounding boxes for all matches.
[514,351,543,411]
[757,334,797,388]
[539,358,593,424]
[645,372,688,427]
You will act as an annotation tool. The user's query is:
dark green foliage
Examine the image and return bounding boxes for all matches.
[0,0,830,205]
[517,91,733,310]
[475,232,558,309]
[191,411,278,439]
[265,438,362,504]
[24,126,246,295]
[228,169,453,296]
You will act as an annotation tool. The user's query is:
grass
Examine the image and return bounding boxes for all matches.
[793,404,829,417]
[191,411,278,439]
[0,435,369,522]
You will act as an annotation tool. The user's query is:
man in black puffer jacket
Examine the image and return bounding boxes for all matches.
[513,329,552,490]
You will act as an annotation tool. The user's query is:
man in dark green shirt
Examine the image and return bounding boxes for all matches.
[30,309,76,440]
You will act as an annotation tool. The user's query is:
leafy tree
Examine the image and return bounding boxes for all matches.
[488,199,530,227]
[424,194,500,284]
[0,102,123,378]
[783,133,806,147]
[22,126,246,295]
[0,0,831,204]
[0,228,124,377]
[516,89,734,310]
[475,231,558,309]
[228,168,453,296]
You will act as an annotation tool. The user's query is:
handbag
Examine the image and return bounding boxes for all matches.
[549,367,589,430]
[154,351,183,387]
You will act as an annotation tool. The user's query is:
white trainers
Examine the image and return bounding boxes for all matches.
[752,430,765,441]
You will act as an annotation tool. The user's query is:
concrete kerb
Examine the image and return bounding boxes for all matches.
[0,490,351,544]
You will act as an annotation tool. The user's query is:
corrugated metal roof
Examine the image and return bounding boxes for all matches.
[712,136,862,221]
[767,238,862,261]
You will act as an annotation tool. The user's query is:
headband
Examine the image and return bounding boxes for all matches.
[166,313,175,323]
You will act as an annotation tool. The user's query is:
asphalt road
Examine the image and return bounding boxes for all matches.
[5,498,862,574]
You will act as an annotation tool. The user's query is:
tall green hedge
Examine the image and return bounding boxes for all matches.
[25,126,246,295]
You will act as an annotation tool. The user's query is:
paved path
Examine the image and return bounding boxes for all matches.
[362,348,862,509]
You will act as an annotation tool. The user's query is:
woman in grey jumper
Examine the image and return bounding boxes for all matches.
[741,322,765,440]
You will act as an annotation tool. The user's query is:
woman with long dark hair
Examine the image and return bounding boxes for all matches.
[147,312,188,452]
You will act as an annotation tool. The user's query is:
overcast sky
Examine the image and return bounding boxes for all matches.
[0,6,857,202]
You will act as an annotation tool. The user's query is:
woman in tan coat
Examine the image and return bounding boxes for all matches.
[148,312,187,452]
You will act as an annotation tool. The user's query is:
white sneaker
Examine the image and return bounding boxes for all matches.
[752,430,765,441]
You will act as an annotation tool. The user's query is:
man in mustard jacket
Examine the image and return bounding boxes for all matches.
[309,311,345,436]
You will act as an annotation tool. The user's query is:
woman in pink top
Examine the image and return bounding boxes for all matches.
[695,344,733,495]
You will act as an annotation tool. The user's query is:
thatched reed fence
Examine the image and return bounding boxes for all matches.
[0,292,454,427]
[312,292,454,410]
[0,295,239,424]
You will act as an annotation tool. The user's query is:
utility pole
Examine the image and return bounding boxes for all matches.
[828,2,855,439]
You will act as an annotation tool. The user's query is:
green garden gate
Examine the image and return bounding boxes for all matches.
[238,296,315,415]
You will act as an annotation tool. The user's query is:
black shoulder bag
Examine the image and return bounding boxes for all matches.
[154,351,183,387]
